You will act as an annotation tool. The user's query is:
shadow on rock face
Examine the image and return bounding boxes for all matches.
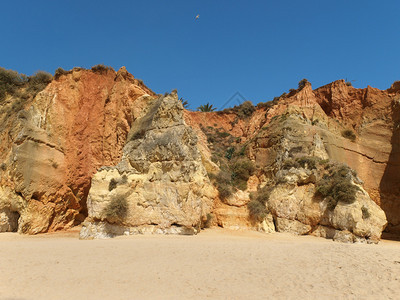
[379,101,400,236]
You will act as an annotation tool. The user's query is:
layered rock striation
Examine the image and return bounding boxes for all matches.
[250,113,387,243]
[0,65,399,242]
[0,67,155,233]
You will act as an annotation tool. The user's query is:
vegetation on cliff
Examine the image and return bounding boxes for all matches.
[0,67,52,102]
[316,164,360,210]
[103,195,128,223]
[248,186,271,222]
[341,129,356,142]
[219,101,256,119]
[202,125,255,199]
[197,102,216,112]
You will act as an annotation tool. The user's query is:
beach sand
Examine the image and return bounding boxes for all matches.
[0,228,399,299]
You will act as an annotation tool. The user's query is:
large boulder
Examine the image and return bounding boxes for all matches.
[80,92,217,239]
[268,166,387,242]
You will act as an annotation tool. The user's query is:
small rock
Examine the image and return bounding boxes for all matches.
[275,217,312,235]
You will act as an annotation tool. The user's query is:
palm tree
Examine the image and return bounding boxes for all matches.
[180,97,189,108]
[197,102,216,112]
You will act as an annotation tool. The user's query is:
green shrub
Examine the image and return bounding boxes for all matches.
[252,186,270,205]
[109,178,118,191]
[298,78,309,90]
[319,159,330,166]
[248,186,270,222]
[0,86,6,101]
[204,213,214,228]
[256,101,274,110]
[248,200,268,222]
[345,79,353,86]
[217,183,232,199]
[0,67,27,101]
[267,132,283,146]
[316,177,332,196]
[289,146,303,155]
[0,68,52,102]
[91,64,114,74]
[29,71,52,85]
[121,175,128,184]
[315,164,359,210]
[103,195,128,221]
[331,181,359,204]
[214,171,233,199]
[296,156,318,170]
[54,67,69,80]
[238,145,247,156]
[231,159,255,191]
[282,158,299,170]
[225,147,235,160]
[362,206,370,219]
[311,119,319,125]
[130,129,146,140]
[210,159,255,198]
[237,101,255,119]
[342,129,356,142]
[0,67,27,87]
[217,131,230,138]
[27,71,53,94]
[326,196,338,211]
[282,156,320,171]
[201,123,256,198]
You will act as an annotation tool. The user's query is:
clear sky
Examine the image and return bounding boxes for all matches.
[1,0,399,110]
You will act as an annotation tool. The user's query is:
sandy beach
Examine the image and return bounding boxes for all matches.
[0,228,399,300]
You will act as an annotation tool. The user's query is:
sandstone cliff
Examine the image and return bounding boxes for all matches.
[0,66,399,243]
[185,80,399,240]
[0,66,155,233]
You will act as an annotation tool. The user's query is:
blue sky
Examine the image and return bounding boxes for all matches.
[1,0,399,109]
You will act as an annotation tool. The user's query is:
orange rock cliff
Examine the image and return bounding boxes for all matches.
[0,67,399,242]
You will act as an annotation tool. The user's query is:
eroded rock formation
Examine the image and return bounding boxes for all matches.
[252,113,387,243]
[0,66,399,243]
[185,80,399,240]
[80,92,216,238]
[0,67,155,233]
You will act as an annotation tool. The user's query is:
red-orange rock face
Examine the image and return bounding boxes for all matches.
[0,67,155,233]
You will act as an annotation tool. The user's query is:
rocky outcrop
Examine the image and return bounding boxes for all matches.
[0,67,155,233]
[80,92,217,239]
[246,106,387,242]
[184,80,400,238]
[268,164,387,243]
